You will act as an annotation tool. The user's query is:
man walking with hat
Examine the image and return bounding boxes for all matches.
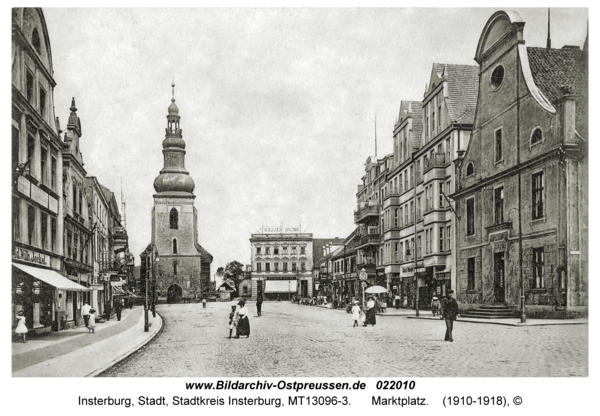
[442,290,459,342]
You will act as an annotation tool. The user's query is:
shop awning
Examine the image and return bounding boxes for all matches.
[13,263,91,291]
[264,280,297,293]
[125,289,139,298]
[111,282,127,296]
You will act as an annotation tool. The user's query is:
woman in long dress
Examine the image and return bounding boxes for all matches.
[15,311,28,342]
[235,300,250,338]
[363,296,377,326]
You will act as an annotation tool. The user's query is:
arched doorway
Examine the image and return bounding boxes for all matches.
[167,284,183,304]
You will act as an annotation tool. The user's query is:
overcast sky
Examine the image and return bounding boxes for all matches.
[43,7,588,270]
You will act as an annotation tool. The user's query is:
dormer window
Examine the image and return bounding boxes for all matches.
[466,162,474,177]
[32,28,41,54]
[531,128,543,146]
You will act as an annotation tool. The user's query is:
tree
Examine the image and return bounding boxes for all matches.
[224,261,244,291]
[216,267,224,277]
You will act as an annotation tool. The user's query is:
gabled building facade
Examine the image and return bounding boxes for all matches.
[12,8,90,334]
[84,176,112,316]
[61,98,93,326]
[383,100,422,304]
[354,154,391,288]
[381,63,478,311]
[452,11,588,318]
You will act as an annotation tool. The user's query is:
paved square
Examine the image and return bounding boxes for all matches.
[102,301,587,377]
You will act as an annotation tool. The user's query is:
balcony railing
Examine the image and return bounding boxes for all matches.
[354,201,381,223]
[356,235,380,247]
[111,226,128,242]
[424,153,447,173]
[367,226,380,235]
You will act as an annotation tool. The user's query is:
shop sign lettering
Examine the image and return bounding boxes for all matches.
[31,185,49,208]
[262,226,301,233]
[402,266,414,273]
[13,247,49,266]
[18,176,31,197]
[48,196,58,213]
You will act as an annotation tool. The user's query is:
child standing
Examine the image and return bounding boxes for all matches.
[351,301,361,327]
[228,305,237,339]
[431,297,441,317]
[15,311,28,343]
[88,309,96,333]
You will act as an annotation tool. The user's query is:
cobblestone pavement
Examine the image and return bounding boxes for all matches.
[102,301,588,377]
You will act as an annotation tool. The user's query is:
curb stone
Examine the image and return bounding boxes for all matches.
[87,311,164,377]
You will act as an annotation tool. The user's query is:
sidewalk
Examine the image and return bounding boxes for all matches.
[406,315,588,326]
[12,306,162,377]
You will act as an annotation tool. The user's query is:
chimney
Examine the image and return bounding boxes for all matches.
[559,85,576,144]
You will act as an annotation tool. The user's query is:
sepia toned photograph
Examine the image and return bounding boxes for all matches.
[11,7,588,379]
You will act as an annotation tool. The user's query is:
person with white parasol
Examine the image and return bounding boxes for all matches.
[362,285,386,326]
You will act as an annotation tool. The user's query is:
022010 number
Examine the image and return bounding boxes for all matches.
[376,380,416,390]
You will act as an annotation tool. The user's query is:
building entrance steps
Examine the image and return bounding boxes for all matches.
[12,306,162,377]
[461,305,517,319]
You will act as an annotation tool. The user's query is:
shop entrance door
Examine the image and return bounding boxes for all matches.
[301,280,308,298]
[494,253,505,303]
[256,280,262,299]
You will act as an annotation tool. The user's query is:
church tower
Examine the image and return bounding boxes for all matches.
[151,83,213,303]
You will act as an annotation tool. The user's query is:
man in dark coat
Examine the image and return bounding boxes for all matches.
[442,290,459,342]
[105,300,111,321]
[256,296,263,317]
[115,299,123,321]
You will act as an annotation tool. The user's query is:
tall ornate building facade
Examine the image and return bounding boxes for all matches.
[150,85,213,303]
[249,229,314,301]
[12,8,91,334]
[452,11,588,318]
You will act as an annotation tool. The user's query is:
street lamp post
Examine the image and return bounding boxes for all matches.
[144,253,149,332]
[151,249,159,318]
[144,245,159,331]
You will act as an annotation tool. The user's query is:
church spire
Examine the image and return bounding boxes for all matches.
[153,83,195,194]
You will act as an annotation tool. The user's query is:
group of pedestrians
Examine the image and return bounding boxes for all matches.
[228,300,251,339]
[347,290,459,342]
[349,296,378,327]
[81,302,97,333]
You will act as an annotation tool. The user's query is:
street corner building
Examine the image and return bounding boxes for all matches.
[12,7,135,336]
[451,11,588,319]
[249,228,314,301]
[145,85,213,303]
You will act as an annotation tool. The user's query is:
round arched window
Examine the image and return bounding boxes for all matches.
[531,128,543,145]
[466,162,474,176]
[169,207,179,229]
[491,65,505,89]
